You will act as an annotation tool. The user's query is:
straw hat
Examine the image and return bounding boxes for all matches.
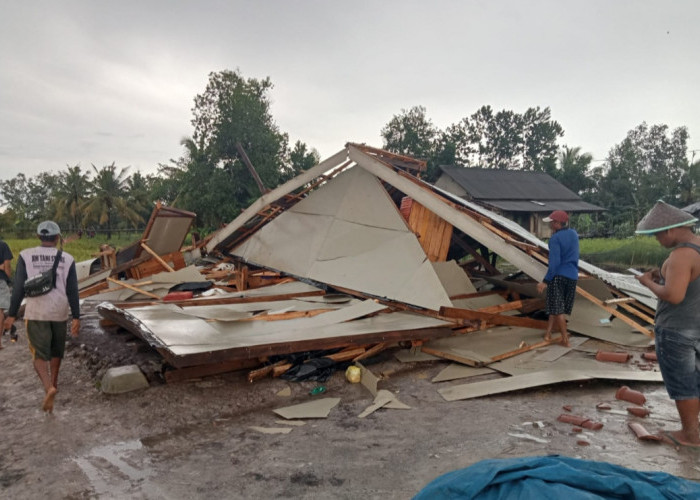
[635,200,698,234]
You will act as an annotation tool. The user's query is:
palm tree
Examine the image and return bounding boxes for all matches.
[556,146,594,196]
[52,165,91,232]
[82,163,144,238]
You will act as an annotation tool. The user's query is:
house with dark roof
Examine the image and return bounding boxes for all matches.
[682,201,700,219]
[434,166,604,238]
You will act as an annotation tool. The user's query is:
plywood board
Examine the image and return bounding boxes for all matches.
[438,369,663,401]
[273,398,340,419]
[432,363,495,383]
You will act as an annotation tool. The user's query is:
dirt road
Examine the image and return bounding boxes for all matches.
[1,305,698,499]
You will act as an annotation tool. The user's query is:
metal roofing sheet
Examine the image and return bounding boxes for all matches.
[482,199,605,213]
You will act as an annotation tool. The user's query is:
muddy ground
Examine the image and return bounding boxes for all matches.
[1,303,699,499]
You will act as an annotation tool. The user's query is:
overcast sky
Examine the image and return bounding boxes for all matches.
[1,1,698,181]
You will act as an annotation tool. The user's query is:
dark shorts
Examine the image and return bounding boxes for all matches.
[546,276,577,316]
[26,320,67,361]
[0,280,10,311]
[655,325,700,400]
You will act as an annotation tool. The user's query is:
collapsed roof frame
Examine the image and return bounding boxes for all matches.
[205,143,653,338]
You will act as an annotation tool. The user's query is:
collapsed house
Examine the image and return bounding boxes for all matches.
[84,144,662,395]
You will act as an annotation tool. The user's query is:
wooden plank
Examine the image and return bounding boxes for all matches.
[106,277,161,300]
[239,308,336,322]
[165,357,260,383]
[575,286,653,337]
[616,302,656,326]
[490,337,563,362]
[248,360,287,382]
[476,298,544,315]
[155,326,455,369]
[439,306,549,330]
[353,342,388,362]
[114,289,326,309]
[140,243,175,272]
[604,297,635,305]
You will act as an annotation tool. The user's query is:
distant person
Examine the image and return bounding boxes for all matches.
[634,200,700,448]
[4,221,80,413]
[536,210,579,347]
[0,236,13,349]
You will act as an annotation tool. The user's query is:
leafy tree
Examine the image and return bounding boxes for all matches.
[52,165,91,232]
[521,107,564,173]
[381,105,564,178]
[285,140,320,180]
[554,146,595,197]
[381,106,437,160]
[592,123,690,234]
[82,163,143,238]
[125,171,155,222]
[191,69,289,208]
[0,172,58,236]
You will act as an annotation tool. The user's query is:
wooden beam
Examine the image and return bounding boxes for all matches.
[165,357,260,383]
[113,289,326,309]
[239,308,336,322]
[236,141,268,195]
[575,286,653,337]
[489,337,564,362]
[353,342,388,362]
[439,306,549,330]
[140,243,175,272]
[476,298,545,315]
[106,277,161,300]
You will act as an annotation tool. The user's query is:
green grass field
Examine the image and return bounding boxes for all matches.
[579,236,668,270]
[2,234,136,273]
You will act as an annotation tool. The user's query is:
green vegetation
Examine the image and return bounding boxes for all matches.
[1,68,698,242]
[2,234,135,274]
[579,236,669,269]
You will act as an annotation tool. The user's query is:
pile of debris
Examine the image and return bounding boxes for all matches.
[77,144,661,394]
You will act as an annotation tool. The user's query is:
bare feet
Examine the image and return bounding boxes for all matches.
[560,335,570,347]
[660,430,700,449]
[42,386,58,413]
[543,332,552,342]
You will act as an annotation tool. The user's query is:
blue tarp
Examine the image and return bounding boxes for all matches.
[414,455,700,499]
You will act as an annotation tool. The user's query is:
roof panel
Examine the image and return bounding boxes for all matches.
[439,166,581,201]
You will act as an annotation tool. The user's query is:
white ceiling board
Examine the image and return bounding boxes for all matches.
[432,363,496,383]
[431,260,477,297]
[568,299,653,348]
[439,369,663,401]
[274,398,341,419]
[424,326,546,361]
[108,300,451,356]
[236,212,331,276]
[233,162,451,310]
[207,147,349,252]
[291,166,408,231]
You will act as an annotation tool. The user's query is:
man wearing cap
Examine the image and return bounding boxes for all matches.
[0,235,12,349]
[4,221,80,413]
[635,200,700,448]
[536,210,579,347]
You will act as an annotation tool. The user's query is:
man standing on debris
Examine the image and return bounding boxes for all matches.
[4,221,80,413]
[0,235,13,349]
[536,210,579,347]
[634,201,700,448]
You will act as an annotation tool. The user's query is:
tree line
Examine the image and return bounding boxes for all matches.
[1,69,698,239]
